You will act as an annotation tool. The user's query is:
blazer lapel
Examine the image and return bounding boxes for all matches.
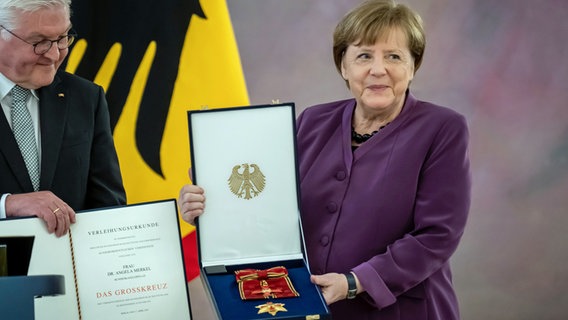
[0,105,34,191]
[38,75,68,190]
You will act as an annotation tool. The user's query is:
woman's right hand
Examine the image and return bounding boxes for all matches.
[178,184,206,225]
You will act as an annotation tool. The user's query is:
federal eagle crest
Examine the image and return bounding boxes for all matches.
[228,163,266,199]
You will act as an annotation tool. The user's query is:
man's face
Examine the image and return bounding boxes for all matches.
[0,6,71,89]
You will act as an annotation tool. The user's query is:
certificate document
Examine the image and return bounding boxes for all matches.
[0,200,191,320]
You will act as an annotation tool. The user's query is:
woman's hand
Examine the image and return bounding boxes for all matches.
[311,272,363,305]
[178,184,206,225]
[311,272,349,305]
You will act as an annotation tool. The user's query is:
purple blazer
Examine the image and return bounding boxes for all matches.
[296,93,471,320]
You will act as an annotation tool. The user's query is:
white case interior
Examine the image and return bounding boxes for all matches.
[190,105,303,268]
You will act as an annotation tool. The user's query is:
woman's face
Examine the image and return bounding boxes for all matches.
[341,28,415,116]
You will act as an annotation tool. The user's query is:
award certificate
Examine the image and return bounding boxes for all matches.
[0,200,191,320]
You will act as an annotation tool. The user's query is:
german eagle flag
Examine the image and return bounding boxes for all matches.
[65,0,249,280]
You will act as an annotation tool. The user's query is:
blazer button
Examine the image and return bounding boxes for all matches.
[320,235,329,246]
[335,171,346,181]
[326,202,338,213]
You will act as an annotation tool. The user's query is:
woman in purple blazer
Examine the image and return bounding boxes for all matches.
[297,1,471,319]
[179,0,471,318]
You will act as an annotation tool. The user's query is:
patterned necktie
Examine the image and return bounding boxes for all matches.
[11,85,40,191]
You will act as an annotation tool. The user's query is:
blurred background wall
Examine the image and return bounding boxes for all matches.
[225,1,568,319]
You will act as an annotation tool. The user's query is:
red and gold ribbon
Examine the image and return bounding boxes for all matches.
[235,266,299,300]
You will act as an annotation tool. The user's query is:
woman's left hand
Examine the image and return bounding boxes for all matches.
[310,272,349,305]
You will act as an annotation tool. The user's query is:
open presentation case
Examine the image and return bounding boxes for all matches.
[187,103,330,319]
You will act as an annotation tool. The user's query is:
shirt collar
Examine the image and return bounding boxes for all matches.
[0,72,40,101]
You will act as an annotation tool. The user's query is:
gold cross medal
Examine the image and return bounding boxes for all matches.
[256,302,287,316]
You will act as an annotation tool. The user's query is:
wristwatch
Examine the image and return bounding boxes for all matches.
[345,272,357,299]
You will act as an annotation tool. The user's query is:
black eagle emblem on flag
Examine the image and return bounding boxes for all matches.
[67,0,205,178]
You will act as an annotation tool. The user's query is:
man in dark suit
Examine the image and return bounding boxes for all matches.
[0,0,126,237]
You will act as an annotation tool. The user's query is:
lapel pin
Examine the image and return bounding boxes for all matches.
[58,93,65,98]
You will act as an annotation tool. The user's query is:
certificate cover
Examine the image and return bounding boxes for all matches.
[0,200,191,320]
[187,103,330,319]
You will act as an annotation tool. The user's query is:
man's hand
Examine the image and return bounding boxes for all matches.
[6,191,76,237]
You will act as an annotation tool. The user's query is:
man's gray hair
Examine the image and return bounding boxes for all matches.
[0,0,71,30]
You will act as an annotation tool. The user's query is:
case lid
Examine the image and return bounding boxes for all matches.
[188,103,305,268]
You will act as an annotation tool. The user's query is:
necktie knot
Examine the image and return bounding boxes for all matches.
[11,85,30,106]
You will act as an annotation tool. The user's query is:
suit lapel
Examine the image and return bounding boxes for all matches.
[0,103,34,190]
[38,75,68,190]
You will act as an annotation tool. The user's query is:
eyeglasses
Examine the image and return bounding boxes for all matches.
[0,25,76,55]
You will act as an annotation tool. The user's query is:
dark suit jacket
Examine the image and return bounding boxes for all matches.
[0,70,126,211]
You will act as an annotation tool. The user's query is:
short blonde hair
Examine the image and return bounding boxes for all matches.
[333,0,425,75]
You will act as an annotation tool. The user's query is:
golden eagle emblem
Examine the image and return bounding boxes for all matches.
[228,163,266,199]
